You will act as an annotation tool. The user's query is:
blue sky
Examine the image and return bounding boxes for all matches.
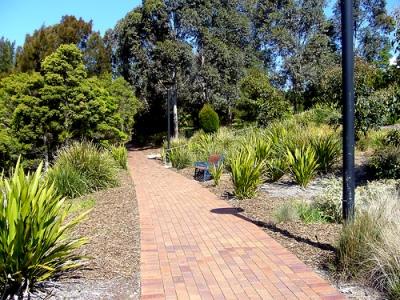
[0,0,398,47]
[0,0,141,46]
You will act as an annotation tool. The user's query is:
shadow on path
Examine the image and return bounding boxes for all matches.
[210,207,336,253]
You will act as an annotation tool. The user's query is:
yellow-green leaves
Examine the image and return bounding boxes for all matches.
[0,160,88,298]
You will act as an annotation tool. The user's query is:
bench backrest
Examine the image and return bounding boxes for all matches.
[208,154,222,165]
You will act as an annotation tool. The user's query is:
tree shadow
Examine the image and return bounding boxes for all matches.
[210,207,336,253]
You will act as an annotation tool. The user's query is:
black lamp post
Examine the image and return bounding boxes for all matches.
[341,0,355,222]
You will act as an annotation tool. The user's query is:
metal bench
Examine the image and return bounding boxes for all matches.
[194,154,223,182]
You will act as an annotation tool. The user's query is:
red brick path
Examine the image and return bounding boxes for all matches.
[128,150,345,300]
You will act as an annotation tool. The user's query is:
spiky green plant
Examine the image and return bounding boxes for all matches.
[230,148,264,199]
[168,146,192,169]
[0,160,88,298]
[286,146,319,188]
[209,162,224,186]
[312,135,341,173]
[109,145,128,169]
[265,158,287,182]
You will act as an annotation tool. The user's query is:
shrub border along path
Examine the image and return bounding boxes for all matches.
[129,150,345,299]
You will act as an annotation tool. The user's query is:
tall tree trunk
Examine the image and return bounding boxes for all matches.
[172,86,179,139]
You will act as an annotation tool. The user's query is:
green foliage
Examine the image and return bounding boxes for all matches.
[209,162,224,186]
[0,160,88,298]
[230,148,264,199]
[295,202,327,224]
[311,135,341,173]
[265,158,287,182]
[168,146,192,169]
[273,202,299,223]
[0,37,15,76]
[236,68,290,125]
[199,104,220,133]
[298,104,341,127]
[355,88,396,136]
[368,146,400,179]
[356,129,387,151]
[0,45,138,169]
[16,15,110,74]
[286,146,319,187]
[384,129,400,147]
[314,178,343,223]
[109,145,128,169]
[48,141,119,198]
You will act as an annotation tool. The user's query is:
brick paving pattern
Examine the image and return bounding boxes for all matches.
[129,150,345,300]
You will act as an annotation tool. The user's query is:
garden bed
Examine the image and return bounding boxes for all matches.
[46,171,140,299]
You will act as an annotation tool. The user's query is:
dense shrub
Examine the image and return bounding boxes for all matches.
[286,146,319,187]
[368,145,400,179]
[0,161,87,298]
[384,129,400,147]
[199,104,220,133]
[297,104,341,127]
[314,178,343,223]
[355,88,397,137]
[109,145,128,169]
[48,141,119,198]
[168,146,193,169]
[230,148,264,199]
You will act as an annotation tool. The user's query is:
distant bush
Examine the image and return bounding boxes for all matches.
[109,145,128,169]
[355,88,397,137]
[368,145,400,179]
[48,141,119,198]
[286,146,319,187]
[0,160,87,298]
[199,104,220,133]
[298,104,341,127]
[230,148,264,199]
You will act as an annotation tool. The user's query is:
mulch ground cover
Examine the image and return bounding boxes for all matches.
[46,171,140,300]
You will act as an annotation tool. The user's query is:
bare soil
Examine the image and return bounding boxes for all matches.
[43,171,140,300]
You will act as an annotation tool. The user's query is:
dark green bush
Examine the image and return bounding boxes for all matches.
[199,104,220,133]
[368,146,400,179]
[384,129,400,147]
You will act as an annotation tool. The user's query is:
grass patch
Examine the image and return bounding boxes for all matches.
[48,141,119,198]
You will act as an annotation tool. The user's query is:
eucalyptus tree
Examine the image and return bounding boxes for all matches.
[331,0,394,66]
[253,0,336,109]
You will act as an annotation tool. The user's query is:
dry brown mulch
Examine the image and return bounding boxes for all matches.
[47,171,140,300]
